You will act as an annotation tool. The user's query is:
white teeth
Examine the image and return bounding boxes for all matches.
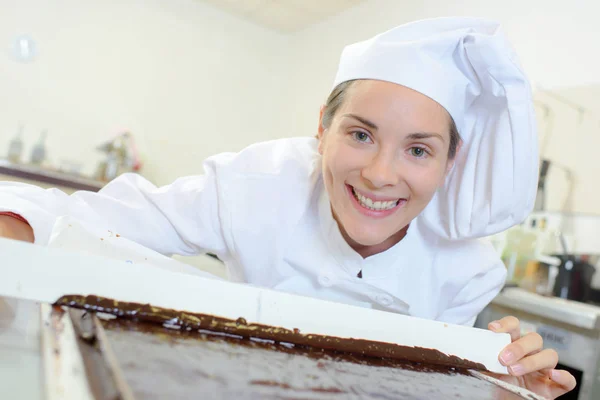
[352,188,399,211]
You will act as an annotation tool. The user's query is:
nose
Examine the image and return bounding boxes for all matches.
[361,151,400,188]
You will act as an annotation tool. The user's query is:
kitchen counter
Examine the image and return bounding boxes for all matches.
[492,287,600,330]
[0,297,43,400]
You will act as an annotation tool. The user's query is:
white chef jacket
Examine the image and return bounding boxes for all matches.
[0,137,506,326]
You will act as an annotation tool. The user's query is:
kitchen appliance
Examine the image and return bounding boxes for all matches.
[493,212,600,292]
[552,255,596,303]
[549,233,597,303]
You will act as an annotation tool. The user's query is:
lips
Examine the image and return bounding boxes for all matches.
[346,184,406,216]
[352,188,399,211]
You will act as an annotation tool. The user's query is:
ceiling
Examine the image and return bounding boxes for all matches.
[197,0,364,33]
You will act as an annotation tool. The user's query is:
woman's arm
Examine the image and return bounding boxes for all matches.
[0,159,229,258]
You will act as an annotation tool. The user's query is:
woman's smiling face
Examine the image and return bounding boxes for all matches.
[318,80,456,256]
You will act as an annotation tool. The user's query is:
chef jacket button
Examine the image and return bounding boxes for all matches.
[318,274,334,287]
[375,294,393,306]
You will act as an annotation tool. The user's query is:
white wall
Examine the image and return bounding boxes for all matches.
[0,0,289,185]
[534,84,600,214]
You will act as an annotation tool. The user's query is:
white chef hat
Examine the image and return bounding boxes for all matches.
[333,17,538,240]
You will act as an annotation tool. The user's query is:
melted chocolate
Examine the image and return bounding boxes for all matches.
[99,318,530,399]
[55,294,486,371]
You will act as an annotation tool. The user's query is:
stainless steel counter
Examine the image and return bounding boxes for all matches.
[491,288,600,330]
[0,297,43,400]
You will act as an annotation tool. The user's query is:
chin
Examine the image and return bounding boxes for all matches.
[346,226,390,247]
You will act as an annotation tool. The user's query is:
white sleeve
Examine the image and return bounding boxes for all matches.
[436,261,507,326]
[0,160,229,258]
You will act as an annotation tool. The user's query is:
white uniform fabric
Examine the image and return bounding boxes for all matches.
[0,138,506,326]
[333,17,538,240]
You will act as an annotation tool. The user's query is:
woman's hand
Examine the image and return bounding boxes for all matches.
[488,316,576,399]
[0,215,34,243]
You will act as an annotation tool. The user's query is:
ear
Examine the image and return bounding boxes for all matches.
[317,105,326,155]
[317,105,326,139]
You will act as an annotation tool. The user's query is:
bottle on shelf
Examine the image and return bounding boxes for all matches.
[30,129,48,166]
[7,124,24,163]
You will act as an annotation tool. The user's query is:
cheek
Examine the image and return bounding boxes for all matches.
[321,149,342,197]
[322,142,363,181]
[406,165,447,198]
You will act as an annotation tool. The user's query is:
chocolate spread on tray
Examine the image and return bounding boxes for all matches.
[55,294,485,370]
[55,295,536,399]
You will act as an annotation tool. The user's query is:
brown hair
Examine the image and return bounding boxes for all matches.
[320,80,461,160]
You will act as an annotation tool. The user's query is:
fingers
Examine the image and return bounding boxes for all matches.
[487,316,577,397]
[505,349,559,376]
[498,332,544,367]
[550,369,577,392]
[488,316,520,342]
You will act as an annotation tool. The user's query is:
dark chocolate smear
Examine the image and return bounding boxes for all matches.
[55,294,487,371]
[99,318,530,400]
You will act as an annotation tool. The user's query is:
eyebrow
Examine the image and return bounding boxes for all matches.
[342,113,378,130]
[342,113,445,142]
[406,132,445,142]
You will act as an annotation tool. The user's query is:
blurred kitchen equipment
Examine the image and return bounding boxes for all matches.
[592,259,600,291]
[94,131,141,182]
[481,213,600,400]
[500,226,538,285]
[519,254,562,296]
[552,256,596,302]
[552,234,596,303]
[30,130,47,166]
[534,159,551,211]
[527,212,600,256]
[7,124,24,163]
[495,211,600,297]
[531,156,574,213]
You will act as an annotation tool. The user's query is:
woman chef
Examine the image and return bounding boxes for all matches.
[0,17,575,398]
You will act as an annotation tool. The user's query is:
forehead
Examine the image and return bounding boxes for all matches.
[339,80,450,134]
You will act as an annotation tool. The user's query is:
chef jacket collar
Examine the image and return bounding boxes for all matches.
[317,182,428,280]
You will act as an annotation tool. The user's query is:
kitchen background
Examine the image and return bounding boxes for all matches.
[1,0,599,202]
[1,1,600,398]
[3,0,599,280]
